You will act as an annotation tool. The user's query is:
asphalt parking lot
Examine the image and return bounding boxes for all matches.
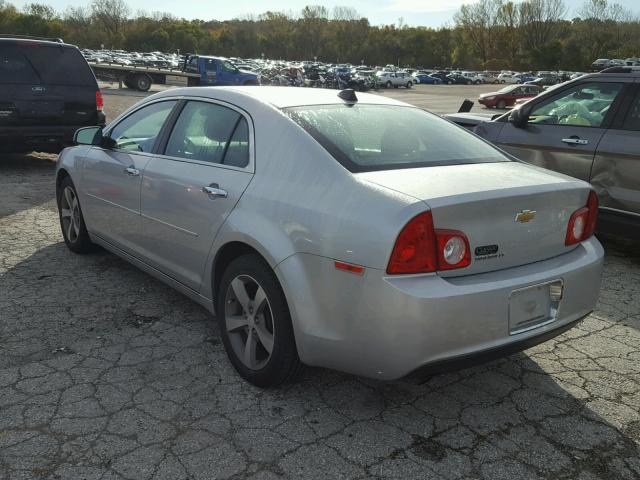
[1,84,639,480]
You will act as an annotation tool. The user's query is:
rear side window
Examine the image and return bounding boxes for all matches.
[285,104,508,172]
[165,101,248,167]
[0,44,96,86]
[623,92,640,131]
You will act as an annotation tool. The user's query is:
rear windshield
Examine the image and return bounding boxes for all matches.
[284,104,509,172]
[0,44,96,86]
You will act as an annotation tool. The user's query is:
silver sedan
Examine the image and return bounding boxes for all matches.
[56,86,604,387]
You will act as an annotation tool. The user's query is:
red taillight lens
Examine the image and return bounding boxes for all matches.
[387,212,437,274]
[436,230,471,271]
[387,212,471,274]
[95,91,104,111]
[565,191,598,246]
[585,190,598,238]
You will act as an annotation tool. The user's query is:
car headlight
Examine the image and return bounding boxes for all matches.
[483,96,496,101]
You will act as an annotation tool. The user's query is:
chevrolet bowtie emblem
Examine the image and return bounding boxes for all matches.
[515,210,536,223]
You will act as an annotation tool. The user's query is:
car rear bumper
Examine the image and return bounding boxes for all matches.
[0,116,105,152]
[277,237,604,380]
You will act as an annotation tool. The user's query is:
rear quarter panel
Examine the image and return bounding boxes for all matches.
[208,108,423,273]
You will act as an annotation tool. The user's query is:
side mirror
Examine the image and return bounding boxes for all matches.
[509,106,530,129]
[73,126,103,146]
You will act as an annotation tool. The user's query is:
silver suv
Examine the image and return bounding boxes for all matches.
[376,71,413,88]
[448,68,640,238]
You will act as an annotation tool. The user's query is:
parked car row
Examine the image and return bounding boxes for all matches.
[591,57,640,71]
[82,49,182,69]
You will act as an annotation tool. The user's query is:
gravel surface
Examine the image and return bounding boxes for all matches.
[0,87,639,480]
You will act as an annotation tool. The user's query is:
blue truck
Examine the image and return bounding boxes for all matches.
[89,55,259,91]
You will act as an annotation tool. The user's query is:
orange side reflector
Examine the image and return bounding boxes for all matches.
[334,261,365,275]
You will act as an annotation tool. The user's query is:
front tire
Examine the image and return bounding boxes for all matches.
[386,81,392,88]
[497,99,507,109]
[218,254,302,387]
[57,176,98,254]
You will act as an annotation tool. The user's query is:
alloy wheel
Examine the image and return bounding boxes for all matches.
[224,274,275,370]
[60,186,81,243]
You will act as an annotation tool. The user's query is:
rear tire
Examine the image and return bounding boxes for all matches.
[406,82,412,88]
[134,74,152,92]
[386,81,392,88]
[57,176,99,254]
[217,254,302,387]
[447,80,453,85]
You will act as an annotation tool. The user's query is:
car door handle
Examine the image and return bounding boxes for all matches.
[561,137,589,145]
[124,166,140,176]
[202,184,228,199]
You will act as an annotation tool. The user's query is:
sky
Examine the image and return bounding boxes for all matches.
[9,0,640,27]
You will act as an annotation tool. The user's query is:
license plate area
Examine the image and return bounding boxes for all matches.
[509,280,563,335]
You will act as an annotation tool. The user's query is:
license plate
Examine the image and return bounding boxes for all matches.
[509,281,562,335]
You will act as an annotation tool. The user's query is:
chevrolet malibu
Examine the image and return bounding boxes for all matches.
[56,86,604,387]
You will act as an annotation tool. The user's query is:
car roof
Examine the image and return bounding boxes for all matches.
[152,86,410,109]
[0,37,74,48]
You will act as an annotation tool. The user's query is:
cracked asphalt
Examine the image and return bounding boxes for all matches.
[1,90,640,480]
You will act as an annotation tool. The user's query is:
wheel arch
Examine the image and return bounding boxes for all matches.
[212,241,268,309]
[56,167,71,192]
[207,220,295,310]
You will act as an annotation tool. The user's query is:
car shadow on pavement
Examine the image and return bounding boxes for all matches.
[0,152,57,219]
[596,234,640,334]
[1,241,639,479]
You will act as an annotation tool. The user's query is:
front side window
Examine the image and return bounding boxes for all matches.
[165,101,248,166]
[285,104,509,173]
[528,82,623,127]
[222,61,236,73]
[109,101,176,152]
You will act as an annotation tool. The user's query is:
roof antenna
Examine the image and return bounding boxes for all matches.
[338,89,358,103]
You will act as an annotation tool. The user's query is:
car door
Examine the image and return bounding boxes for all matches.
[81,100,177,254]
[495,80,625,182]
[218,60,241,86]
[138,99,254,290]
[591,85,640,217]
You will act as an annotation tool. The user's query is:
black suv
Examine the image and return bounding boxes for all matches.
[0,36,105,153]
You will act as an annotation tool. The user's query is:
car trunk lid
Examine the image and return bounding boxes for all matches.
[358,162,590,276]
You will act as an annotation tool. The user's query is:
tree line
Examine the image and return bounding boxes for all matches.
[0,0,638,70]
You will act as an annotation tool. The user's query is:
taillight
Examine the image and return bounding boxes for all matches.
[387,212,471,274]
[565,190,598,246]
[387,212,437,274]
[95,91,104,111]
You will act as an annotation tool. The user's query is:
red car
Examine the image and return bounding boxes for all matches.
[478,84,542,109]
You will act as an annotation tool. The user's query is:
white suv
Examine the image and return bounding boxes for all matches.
[377,71,413,88]
[497,72,520,84]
